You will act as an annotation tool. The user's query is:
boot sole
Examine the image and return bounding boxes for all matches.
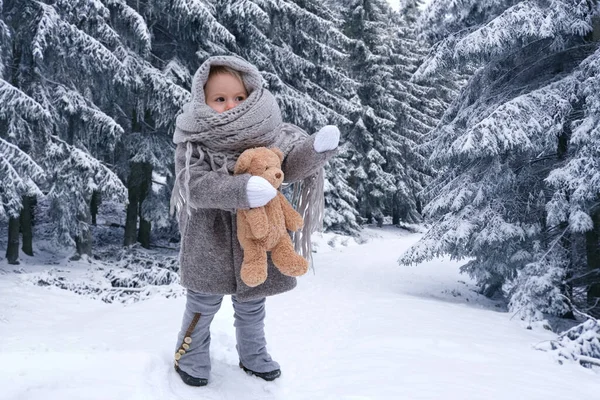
[175,365,208,387]
[239,362,281,381]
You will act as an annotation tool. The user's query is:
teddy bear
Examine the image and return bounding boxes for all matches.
[234,147,309,287]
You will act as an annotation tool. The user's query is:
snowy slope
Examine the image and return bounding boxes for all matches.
[1,227,598,400]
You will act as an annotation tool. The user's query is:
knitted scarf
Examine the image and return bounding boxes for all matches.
[170,55,324,262]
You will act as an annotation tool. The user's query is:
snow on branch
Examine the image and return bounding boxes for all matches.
[33,2,123,74]
[280,0,352,47]
[0,79,51,123]
[122,55,189,125]
[105,0,152,55]
[429,69,577,165]
[54,0,120,47]
[416,0,597,78]
[229,0,271,27]
[0,19,10,76]
[0,138,45,220]
[47,135,127,203]
[171,0,235,43]
[53,85,124,150]
[536,318,600,370]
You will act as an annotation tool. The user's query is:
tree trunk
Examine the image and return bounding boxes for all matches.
[137,162,153,248]
[586,209,600,313]
[20,195,34,256]
[560,227,575,319]
[392,194,400,225]
[138,218,152,248]
[556,118,575,315]
[392,210,400,226]
[365,209,373,224]
[124,162,141,246]
[6,216,20,265]
[72,205,93,260]
[592,16,600,42]
[74,230,93,259]
[6,44,23,265]
[90,191,101,226]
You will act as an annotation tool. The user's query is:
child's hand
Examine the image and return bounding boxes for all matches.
[246,176,277,208]
[313,125,340,153]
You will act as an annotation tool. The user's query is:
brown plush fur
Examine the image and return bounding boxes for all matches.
[234,147,309,287]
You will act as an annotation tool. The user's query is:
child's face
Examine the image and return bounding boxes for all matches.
[204,73,248,113]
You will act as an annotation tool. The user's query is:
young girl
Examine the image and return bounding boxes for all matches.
[170,55,340,386]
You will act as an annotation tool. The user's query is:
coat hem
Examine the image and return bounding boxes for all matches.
[180,279,297,302]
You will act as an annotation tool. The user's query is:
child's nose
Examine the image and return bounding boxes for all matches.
[225,100,236,110]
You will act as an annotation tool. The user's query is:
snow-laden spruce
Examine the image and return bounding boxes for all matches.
[329,0,445,226]
[401,0,600,330]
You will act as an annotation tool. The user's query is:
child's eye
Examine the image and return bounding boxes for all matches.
[215,97,225,102]
[235,96,246,102]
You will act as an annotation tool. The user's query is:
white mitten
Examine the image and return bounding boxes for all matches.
[313,125,340,153]
[246,176,277,208]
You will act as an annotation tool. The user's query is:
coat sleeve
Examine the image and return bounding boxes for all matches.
[281,134,338,183]
[175,143,251,210]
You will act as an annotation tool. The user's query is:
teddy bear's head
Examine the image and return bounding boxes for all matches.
[234,147,285,189]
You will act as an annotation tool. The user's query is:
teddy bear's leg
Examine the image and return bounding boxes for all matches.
[271,237,309,277]
[241,242,268,288]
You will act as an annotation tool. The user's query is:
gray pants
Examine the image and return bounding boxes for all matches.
[174,290,280,379]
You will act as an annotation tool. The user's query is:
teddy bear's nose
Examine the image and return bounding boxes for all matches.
[275,173,282,179]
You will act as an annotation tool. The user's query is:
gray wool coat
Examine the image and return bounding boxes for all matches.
[175,134,336,302]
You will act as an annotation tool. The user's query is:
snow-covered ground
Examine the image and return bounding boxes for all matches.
[1,227,598,400]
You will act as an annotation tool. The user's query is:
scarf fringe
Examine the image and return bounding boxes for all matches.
[169,142,207,218]
[291,168,325,270]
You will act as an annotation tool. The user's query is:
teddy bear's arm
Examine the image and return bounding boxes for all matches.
[241,207,270,239]
[277,192,304,232]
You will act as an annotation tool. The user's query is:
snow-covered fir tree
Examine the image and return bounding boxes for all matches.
[384,9,444,225]
[340,0,398,226]
[401,0,600,327]
[331,0,440,226]
[3,0,132,257]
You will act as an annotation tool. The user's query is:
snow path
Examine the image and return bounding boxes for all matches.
[1,228,598,399]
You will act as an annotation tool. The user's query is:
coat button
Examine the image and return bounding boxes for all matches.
[175,353,182,360]
[182,344,190,350]
[178,349,186,355]
[184,337,192,344]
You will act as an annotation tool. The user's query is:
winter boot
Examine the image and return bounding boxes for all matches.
[175,365,208,387]
[239,362,281,381]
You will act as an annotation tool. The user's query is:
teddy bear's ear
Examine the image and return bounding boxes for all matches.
[270,147,284,164]
[235,149,256,174]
